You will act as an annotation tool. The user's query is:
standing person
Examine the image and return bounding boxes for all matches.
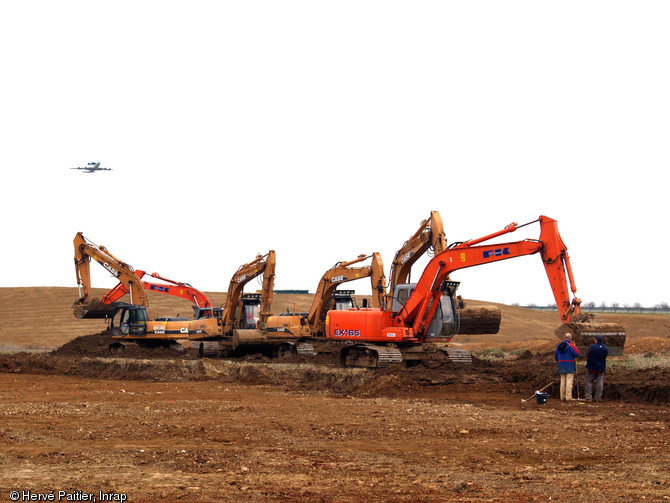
[555,333,579,401]
[585,335,608,402]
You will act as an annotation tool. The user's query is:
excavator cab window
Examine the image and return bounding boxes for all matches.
[425,281,460,340]
[334,297,354,311]
[111,306,147,337]
[241,301,261,329]
[333,290,356,311]
[425,294,457,339]
[392,284,414,313]
[392,283,458,339]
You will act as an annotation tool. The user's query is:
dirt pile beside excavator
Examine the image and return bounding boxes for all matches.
[52,331,194,359]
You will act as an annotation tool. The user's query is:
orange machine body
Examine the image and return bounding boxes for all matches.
[327,308,417,343]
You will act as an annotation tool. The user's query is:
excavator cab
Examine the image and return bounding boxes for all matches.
[332,290,356,311]
[238,294,262,329]
[392,281,460,341]
[193,306,225,320]
[110,304,148,337]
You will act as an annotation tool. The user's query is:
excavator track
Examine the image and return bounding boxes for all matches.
[275,342,317,358]
[339,344,403,368]
[555,322,626,356]
[438,346,474,364]
[195,341,221,358]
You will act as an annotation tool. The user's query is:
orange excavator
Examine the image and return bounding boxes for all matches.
[188,251,276,356]
[327,216,626,367]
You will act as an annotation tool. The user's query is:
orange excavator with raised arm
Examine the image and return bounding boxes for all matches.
[73,232,220,350]
[328,216,626,367]
[188,251,276,356]
[101,271,212,312]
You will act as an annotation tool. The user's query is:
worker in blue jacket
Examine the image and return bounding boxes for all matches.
[554,332,580,401]
[585,335,608,402]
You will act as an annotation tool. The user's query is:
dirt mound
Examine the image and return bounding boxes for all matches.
[2,349,667,404]
[52,332,198,360]
[6,330,656,404]
[0,353,209,381]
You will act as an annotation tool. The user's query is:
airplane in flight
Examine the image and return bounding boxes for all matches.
[71,162,112,173]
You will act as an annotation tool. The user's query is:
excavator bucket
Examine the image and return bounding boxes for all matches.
[456,305,502,335]
[72,299,118,319]
[555,322,626,357]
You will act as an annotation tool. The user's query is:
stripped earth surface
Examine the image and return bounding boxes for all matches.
[0,288,669,502]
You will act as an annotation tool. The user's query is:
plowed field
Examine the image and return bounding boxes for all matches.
[1,288,669,502]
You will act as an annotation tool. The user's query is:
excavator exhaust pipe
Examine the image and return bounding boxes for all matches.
[72,299,119,319]
[555,322,626,356]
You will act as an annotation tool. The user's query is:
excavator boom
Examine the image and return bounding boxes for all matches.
[258,251,276,326]
[101,270,212,308]
[222,251,275,329]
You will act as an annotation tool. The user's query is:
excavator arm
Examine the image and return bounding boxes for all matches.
[222,251,275,330]
[388,211,447,306]
[101,271,212,308]
[370,252,387,309]
[400,217,576,334]
[72,232,147,319]
[258,250,276,327]
[399,216,623,353]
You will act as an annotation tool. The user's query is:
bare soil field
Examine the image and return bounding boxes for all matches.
[1,288,669,502]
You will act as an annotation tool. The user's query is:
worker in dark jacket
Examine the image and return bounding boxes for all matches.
[554,333,579,401]
[585,335,608,402]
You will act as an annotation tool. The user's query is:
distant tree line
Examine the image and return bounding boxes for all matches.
[516,301,670,314]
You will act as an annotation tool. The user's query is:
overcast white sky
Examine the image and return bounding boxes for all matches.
[1,1,668,308]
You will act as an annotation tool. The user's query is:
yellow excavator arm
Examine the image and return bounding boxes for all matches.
[72,232,147,318]
[387,211,446,309]
[221,251,275,331]
[258,250,276,327]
